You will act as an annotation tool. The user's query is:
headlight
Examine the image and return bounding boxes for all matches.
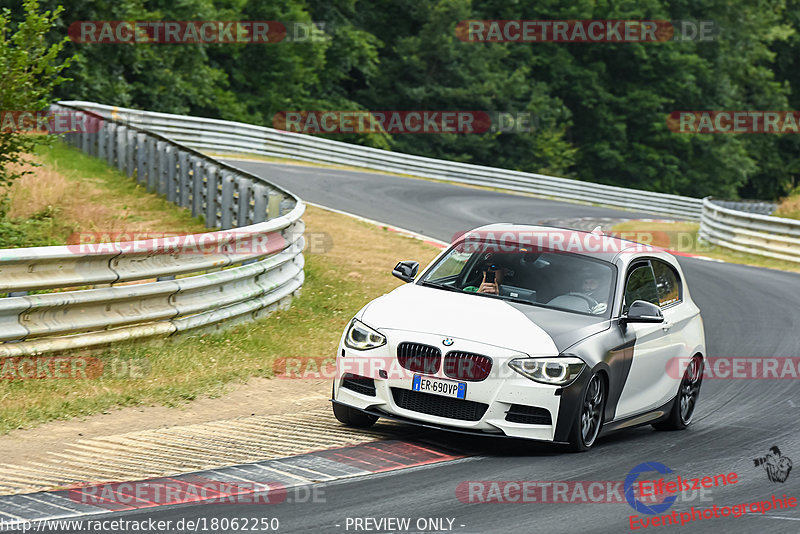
[508,357,585,386]
[344,319,386,350]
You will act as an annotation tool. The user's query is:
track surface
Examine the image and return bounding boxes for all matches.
[54,162,800,533]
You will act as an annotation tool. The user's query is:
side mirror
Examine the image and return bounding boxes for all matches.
[392,260,419,283]
[620,300,664,324]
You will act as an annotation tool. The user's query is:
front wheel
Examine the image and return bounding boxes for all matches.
[653,354,703,431]
[567,372,606,452]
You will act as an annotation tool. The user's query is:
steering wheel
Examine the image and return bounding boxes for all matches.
[566,292,599,310]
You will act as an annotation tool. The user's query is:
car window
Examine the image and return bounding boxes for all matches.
[623,262,659,313]
[652,259,681,307]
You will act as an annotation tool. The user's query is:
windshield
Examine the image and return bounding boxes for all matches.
[420,240,616,316]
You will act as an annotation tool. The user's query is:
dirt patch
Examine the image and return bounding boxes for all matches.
[0,377,331,467]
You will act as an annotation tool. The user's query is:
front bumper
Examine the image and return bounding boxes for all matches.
[330,399,571,445]
[332,330,588,442]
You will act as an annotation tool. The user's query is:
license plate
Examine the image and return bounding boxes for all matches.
[412,375,466,399]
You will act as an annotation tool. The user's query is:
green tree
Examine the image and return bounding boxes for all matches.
[0,0,71,193]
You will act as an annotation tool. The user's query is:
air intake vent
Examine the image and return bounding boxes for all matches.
[341,374,376,397]
[505,404,552,425]
[391,388,488,421]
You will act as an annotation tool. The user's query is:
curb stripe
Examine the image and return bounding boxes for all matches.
[0,439,466,526]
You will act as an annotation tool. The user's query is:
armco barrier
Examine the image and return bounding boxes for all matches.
[58,101,704,220]
[699,197,800,263]
[0,105,305,357]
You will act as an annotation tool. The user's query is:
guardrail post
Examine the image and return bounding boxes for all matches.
[252,184,268,223]
[135,133,148,185]
[267,192,282,220]
[178,151,191,208]
[220,172,235,230]
[149,140,162,192]
[106,122,117,168]
[158,145,171,196]
[237,178,253,227]
[192,157,205,217]
[166,147,178,203]
[97,122,106,161]
[81,115,92,154]
[116,125,126,172]
[126,129,136,178]
[205,165,219,228]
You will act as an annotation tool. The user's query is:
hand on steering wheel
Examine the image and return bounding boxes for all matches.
[567,292,599,310]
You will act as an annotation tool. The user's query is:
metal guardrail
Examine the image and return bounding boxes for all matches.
[58,101,704,220]
[699,197,800,263]
[710,200,778,216]
[0,104,306,357]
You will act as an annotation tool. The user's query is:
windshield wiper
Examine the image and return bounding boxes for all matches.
[419,280,464,293]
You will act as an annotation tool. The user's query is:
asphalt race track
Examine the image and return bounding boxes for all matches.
[55,161,800,533]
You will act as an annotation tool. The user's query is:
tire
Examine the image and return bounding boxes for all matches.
[567,372,606,452]
[653,354,703,431]
[332,383,379,428]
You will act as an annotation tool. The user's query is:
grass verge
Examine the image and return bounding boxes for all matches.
[611,220,800,273]
[0,140,207,249]
[774,190,800,220]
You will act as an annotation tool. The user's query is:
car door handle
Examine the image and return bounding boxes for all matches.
[662,322,673,331]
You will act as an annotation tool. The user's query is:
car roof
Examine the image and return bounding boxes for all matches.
[459,222,664,264]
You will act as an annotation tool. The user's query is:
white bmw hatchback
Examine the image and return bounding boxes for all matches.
[332,224,706,451]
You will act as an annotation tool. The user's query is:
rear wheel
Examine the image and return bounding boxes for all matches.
[653,355,703,431]
[567,373,606,452]
[332,383,379,428]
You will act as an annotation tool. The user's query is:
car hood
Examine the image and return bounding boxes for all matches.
[360,283,610,355]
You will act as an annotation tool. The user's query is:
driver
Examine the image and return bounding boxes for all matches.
[578,266,608,313]
[581,270,603,301]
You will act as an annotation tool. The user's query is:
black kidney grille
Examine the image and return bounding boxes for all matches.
[397,342,441,374]
[505,404,552,425]
[391,388,488,421]
[340,373,376,397]
[443,351,493,381]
